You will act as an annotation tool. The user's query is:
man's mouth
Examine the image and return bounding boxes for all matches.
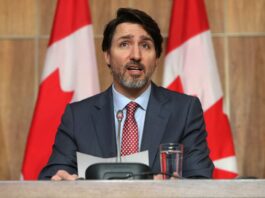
[127,66,144,71]
[125,65,144,76]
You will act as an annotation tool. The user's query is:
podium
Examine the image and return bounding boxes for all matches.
[0,180,264,197]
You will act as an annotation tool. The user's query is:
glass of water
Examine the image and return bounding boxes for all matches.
[160,143,184,179]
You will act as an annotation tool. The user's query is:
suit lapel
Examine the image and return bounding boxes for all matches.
[91,87,117,157]
[141,83,171,168]
[90,84,171,163]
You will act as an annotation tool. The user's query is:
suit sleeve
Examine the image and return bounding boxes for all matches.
[182,97,214,178]
[38,105,78,180]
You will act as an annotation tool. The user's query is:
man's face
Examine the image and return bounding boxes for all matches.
[104,22,158,94]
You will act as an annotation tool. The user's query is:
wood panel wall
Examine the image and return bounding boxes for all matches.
[0,0,264,179]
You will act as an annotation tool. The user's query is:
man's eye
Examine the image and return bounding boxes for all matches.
[142,43,150,49]
[119,42,128,47]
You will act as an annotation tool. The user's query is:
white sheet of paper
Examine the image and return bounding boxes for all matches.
[77,151,149,178]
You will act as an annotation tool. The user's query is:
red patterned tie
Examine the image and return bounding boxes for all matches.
[121,102,139,156]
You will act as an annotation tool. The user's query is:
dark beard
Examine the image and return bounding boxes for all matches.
[112,70,148,89]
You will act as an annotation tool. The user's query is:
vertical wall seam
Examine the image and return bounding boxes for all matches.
[224,0,230,118]
[34,0,40,101]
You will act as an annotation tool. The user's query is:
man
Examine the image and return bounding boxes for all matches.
[39,8,214,180]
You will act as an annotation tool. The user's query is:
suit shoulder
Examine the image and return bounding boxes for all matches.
[156,86,195,101]
[69,88,110,110]
[154,86,203,110]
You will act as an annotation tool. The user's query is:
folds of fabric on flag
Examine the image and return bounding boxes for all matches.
[21,0,100,180]
[163,0,238,178]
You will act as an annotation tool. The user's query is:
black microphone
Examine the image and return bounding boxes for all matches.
[116,110,124,163]
[85,109,152,180]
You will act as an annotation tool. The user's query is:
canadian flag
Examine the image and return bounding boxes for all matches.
[21,0,99,180]
[163,0,238,178]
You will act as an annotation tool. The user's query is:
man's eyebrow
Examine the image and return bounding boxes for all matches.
[140,35,153,42]
[117,35,153,41]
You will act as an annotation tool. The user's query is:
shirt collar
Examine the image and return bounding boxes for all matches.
[112,84,151,111]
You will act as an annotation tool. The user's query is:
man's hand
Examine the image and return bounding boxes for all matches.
[153,172,179,180]
[51,170,78,181]
[153,174,163,180]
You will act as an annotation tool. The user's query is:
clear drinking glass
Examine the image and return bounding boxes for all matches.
[160,143,184,179]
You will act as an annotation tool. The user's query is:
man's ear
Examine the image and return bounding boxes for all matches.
[155,58,159,68]
[104,51,110,67]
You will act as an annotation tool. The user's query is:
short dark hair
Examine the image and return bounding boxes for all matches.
[102,8,163,58]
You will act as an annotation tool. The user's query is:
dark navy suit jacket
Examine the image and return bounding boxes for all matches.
[39,83,214,179]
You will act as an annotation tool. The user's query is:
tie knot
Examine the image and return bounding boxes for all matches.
[126,102,138,115]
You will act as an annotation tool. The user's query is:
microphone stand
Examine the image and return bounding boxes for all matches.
[116,110,123,163]
[85,109,152,180]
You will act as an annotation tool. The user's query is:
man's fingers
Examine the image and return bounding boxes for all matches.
[56,170,72,180]
[51,174,62,181]
[153,174,163,180]
[153,172,180,180]
[51,170,78,181]
[69,174,78,181]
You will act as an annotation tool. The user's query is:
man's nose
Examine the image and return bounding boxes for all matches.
[130,45,141,61]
